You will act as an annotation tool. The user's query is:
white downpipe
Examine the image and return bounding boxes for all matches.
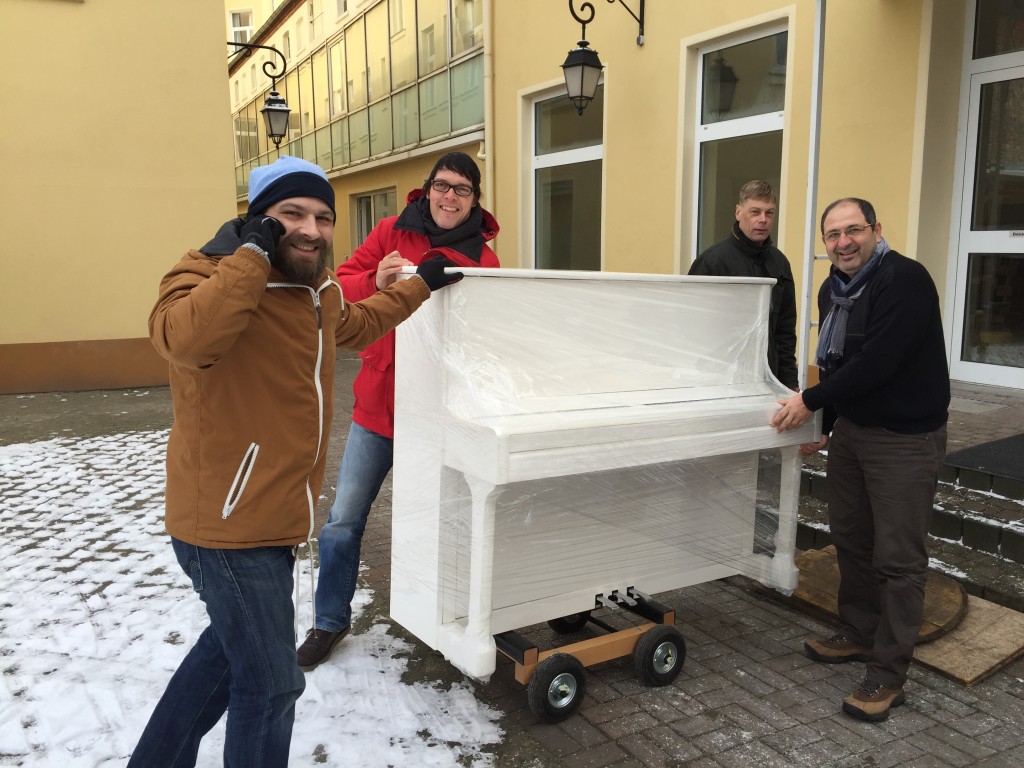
[481,0,495,220]
[800,0,826,388]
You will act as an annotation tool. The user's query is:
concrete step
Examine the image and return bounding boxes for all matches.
[798,461,1024,614]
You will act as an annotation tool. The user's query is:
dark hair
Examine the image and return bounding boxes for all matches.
[738,180,777,206]
[820,197,877,233]
[424,151,482,199]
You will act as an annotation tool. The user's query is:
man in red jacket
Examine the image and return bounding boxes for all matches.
[298,151,500,669]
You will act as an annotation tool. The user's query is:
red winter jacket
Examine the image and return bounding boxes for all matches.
[336,189,500,437]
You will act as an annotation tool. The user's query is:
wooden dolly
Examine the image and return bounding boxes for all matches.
[494,587,686,722]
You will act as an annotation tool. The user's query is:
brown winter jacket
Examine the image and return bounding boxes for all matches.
[149,245,429,548]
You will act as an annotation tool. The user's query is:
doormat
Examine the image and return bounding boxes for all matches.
[914,596,1024,686]
[757,547,1024,685]
[945,433,1024,482]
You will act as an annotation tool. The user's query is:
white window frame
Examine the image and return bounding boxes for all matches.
[689,24,787,265]
[230,10,254,45]
[945,0,1024,388]
[524,82,605,270]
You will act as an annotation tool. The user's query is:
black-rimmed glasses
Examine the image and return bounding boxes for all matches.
[430,179,474,197]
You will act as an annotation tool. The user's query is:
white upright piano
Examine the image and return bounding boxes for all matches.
[390,269,819,680]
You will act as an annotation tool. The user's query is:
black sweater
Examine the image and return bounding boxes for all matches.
[689,223,799,389]
[802,251,949,435]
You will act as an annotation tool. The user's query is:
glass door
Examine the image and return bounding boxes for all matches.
[950,64,1024,387]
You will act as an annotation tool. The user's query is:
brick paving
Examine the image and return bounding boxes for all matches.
[2,358,1024,767]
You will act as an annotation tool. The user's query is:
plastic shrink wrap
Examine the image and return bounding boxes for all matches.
[389,268,819,679]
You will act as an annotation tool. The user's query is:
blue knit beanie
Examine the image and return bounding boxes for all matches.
[247,156,335,220]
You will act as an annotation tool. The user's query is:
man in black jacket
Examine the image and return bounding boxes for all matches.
[689,180,799,389]
[771,197,949,723]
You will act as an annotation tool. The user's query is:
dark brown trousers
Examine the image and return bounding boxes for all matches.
[826,416,947,687]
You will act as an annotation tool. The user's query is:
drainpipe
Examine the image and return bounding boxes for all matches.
[800,0,826,388]
[481,0,495,234]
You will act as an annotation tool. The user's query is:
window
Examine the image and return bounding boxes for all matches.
[354,189,397,246]
[329,39,346,116]
[391,0,416,89]
[232,0,485,194]
[532,86,604,270]
[453,0,482,56]
[451,55,483,130]
[391,0,406,33]
[419,0,448,75]
[694,30,787,255]
[419,71,450,139]
[230,10,254,45]
[366,3,390,101]
[346,18,368,109]
[337,0,348,16]
[974,0,1024,58]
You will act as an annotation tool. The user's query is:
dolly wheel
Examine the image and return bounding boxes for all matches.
[547,611,591,634]
[634,625,686,686]
[527,653,586,722]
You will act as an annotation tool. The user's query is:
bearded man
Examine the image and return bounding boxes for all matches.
[129,156,460,767]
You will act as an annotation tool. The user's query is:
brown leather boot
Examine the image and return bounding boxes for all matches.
[803,633,872,664]
[842,679,906,722]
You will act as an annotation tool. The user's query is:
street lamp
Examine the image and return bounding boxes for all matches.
[561,0,646,116]
[228,42,291,147]
[707,53,740,116]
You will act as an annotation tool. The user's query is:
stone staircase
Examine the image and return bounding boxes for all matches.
[797,455,1024,613]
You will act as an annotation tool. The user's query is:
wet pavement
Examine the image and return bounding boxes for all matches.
[2,358,1024,767]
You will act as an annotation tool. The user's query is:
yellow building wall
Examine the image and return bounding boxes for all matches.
[0,0,236,392]
[492,0,961,379]
[811,0,963,321]
[490,0,818,322]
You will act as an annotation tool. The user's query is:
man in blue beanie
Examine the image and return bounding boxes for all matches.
[128,156,462,768]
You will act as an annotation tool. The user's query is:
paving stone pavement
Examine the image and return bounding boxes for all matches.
[2,358,1024,767]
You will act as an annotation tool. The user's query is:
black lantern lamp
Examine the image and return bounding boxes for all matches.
[260,89,291,146]
[562,1,645,116]
[562,40,605,115]
[708,53,740,115]
[228,41,291,147]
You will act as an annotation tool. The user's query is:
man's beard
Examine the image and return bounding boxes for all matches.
[276,234,330,286]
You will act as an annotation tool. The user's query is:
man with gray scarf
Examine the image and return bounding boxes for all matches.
[771,197,949,723]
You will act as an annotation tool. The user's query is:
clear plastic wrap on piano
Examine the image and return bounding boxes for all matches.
[389,268,820,680]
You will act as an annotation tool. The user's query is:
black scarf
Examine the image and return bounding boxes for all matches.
[394,196,485,262]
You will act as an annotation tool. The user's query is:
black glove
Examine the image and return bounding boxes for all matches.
[415,255,464,292]
[240,216,285,264]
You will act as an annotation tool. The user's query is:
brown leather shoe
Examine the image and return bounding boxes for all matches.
[297,627,349,670]
[804,633,872,664]
[842,679,906,722]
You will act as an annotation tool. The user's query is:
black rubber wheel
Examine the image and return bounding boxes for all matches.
[527,653,586,722]
[633,624,685,686]
[546,611,591,634]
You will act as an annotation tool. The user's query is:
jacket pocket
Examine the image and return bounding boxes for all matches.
[222,442,259,519]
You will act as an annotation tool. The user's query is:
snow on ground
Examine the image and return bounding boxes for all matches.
[0,431,502,767]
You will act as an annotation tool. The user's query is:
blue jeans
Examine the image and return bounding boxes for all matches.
[313,422,393,632]
[128,538,305,768]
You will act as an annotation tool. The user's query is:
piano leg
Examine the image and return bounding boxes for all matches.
[436,472,500,680]
[769,445,801,594]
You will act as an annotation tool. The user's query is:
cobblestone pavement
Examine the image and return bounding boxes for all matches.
[2,359,1024,767]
